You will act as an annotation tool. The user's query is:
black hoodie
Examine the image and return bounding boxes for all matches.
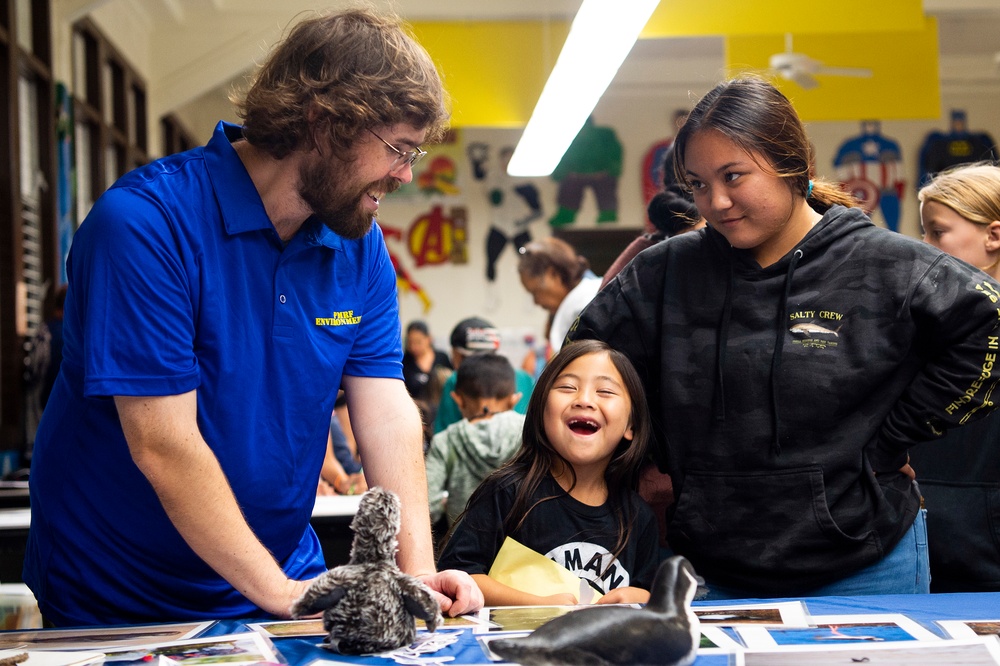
[569,205,1000,595]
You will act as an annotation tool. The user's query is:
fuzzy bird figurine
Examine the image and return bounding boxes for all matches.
[291,487,442,654]
[489,556,702,666]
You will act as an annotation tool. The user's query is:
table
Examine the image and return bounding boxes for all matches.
[3,574,999,663]
[190,591,1000,666]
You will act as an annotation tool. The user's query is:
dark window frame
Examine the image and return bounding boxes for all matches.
[0,0,57,455]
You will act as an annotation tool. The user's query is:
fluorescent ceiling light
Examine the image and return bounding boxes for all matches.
[507,0,660,177]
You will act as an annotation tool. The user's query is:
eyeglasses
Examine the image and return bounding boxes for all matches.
[368,129,427,171]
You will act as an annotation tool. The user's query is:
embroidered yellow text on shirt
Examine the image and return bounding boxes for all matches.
[316,310,362,326]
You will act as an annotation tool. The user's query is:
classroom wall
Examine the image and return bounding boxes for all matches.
[51,9,1000,364]
[385,87,1000,362]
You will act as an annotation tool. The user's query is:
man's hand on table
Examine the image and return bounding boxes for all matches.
[281,570,483,619]
[270,578,315,619]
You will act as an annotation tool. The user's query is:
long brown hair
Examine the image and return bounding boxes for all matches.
[456,340,651,559]
[673,76,859,213]
[234,7,448,160]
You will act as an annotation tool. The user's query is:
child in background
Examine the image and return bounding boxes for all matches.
[426,354,524,528]
[919,163,1000,281]
[433,316,534,434]
[911,163,1000,591]
[317,407,367,496]
[437,340,658,606]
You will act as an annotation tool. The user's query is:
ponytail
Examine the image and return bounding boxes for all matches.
[808,177,863,214]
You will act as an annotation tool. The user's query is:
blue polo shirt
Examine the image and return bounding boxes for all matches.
[25,122,404,625]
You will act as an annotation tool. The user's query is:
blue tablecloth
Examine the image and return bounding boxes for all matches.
[203,592,1000,665]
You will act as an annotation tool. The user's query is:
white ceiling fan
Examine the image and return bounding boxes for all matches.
[768,34,872,89]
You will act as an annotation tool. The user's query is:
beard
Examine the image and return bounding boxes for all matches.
[298,154,400,240]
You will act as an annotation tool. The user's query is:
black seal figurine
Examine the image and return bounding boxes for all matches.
[489,556,702,666]
[291,487,442,654]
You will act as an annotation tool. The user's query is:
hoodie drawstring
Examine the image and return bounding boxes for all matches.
[713,261,734,422]
[769,248,804,456]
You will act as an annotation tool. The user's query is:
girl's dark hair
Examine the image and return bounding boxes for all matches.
[455,340,651,560]
[406,320,430,336]
[647,144,701,237]
[517,237,589,290]
[454,354,516,401]
[647,189,701,237]
[673,76,859,213]
[235,8,449,160]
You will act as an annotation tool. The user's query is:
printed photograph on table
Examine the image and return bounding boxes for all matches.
[418,614,498,631]
[100,632,277,666]
[0,649,104,666]
[736,613,941,648]
[482,605,639,632]
[475,609,742,656]
[0,621,215,650]
[736,638,1000,665]
[248,612,495,639]
[476,631,531,661]
[938,620,1000,640]
[694,601,810,627]
[246,618,326,638]
[699,625,746,652]
[486,605,576,632]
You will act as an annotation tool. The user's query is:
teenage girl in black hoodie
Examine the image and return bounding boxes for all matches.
[570,77,1000,599]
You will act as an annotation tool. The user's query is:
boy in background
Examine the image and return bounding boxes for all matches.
[426,354,524,533]
[433,317,533,434]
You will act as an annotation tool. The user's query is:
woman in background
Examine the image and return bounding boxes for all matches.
[402,319,453,432]
[518,236,601,356]
[911,163,1000,591]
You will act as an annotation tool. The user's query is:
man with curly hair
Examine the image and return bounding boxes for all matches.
[25,8,483,625]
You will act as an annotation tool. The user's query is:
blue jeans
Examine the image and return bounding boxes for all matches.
[700,509,930,600]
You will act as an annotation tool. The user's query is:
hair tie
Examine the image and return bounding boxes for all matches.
[806,180,814,198]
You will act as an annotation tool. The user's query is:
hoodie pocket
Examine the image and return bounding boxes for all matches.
[671,467,879,577]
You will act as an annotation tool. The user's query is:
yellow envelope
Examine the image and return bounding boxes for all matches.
[487,536,603,604]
